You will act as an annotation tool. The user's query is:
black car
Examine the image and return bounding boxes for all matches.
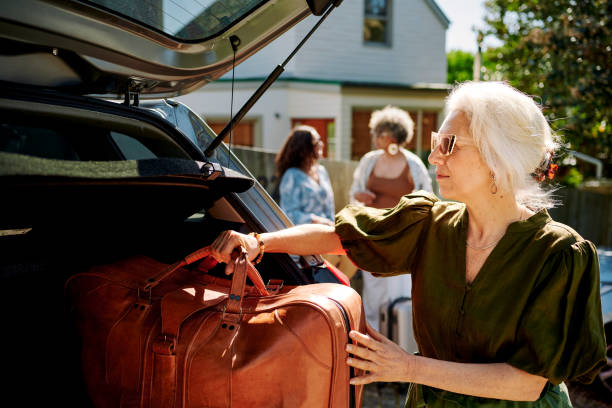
[0,0,347,404]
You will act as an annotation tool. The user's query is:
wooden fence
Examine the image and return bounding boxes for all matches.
[548,186,612,247]
[232,146,358,212]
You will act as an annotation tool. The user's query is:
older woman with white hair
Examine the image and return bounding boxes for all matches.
[209,81,606,407]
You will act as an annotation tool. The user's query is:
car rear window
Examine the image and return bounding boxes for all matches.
[0,122,184,161]
[82,0,268,41]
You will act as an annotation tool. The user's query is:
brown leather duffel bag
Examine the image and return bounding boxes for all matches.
[66,247,365,408]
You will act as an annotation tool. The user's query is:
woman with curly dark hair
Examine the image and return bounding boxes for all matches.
[275,125,334,226]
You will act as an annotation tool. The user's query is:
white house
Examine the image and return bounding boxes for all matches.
[177,0,450,161]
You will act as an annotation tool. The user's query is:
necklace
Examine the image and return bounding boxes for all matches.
[466,234,505,250]
[465,208,527,251]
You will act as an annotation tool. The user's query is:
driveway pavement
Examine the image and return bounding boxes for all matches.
[360,382,612,408]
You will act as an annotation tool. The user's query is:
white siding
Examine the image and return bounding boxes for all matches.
[176,1,449,157]
[177,81,448,160]
[287,82,341,119]
[220,0,447,85]
[177,82,291,150]
[230,26,298,78]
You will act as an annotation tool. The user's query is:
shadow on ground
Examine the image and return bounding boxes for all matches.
[361,382,612,408]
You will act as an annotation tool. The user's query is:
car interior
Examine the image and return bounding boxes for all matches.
[0,0,355,405]
[0,97,308,404]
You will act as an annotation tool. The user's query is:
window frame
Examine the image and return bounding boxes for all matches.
[363,0,393,47]
[79,0,270,43]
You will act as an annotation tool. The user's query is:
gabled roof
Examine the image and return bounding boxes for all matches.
[425,0,450,29]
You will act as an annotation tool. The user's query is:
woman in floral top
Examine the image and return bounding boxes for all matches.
[275,125,335,226]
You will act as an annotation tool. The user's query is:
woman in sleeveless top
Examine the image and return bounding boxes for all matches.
[350,105,432,331]
[350,105,432,206]
[366,162,415,209]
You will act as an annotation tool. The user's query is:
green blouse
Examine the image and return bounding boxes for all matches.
[335,192,607,408]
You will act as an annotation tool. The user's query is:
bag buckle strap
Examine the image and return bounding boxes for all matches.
[220,304,241,329]
[153,334,176,355]
[266,279,284,295]
[137,287,152,304]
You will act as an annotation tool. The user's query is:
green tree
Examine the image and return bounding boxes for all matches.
[481,0,611,177]
[447,50,475,84]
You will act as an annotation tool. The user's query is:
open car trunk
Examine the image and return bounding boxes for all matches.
[0,155,253,404]
[0,136,316,407]
[0,0,350,403]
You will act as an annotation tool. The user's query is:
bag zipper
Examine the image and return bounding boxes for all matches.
[329,298,356,408]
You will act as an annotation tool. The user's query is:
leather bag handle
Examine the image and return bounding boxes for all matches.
[159,248,254,343]
[150,249,256,407]
[143,245,269,296]
[223,248,249,322]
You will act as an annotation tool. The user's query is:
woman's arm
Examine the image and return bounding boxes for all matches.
[310,214,334,226]
[263,224,344,255]
[279,170,313,225]
[209,225,345,274]
[346,326,547,402]
[349,152,377,204]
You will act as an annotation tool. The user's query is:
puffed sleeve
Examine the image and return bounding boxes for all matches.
[507,240,607,385]
[334,192,436,276]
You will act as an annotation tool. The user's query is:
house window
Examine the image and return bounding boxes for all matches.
[364,0,391,45]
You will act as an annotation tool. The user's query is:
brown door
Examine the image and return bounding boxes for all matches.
[420,112,437,153]
[290,118,334,158]
[351,110,374,161]
[208,121,254,147]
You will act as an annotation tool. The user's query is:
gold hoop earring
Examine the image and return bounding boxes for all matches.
[490,173,498,195]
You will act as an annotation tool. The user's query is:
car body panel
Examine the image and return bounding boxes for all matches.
[599,248,612,326]
[140,98,327,268]
[0,0,313,97]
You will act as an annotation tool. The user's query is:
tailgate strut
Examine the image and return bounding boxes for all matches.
[204,0,343,157]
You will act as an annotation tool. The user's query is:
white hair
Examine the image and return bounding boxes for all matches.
[369,105,414,145]
[446,81,559,208]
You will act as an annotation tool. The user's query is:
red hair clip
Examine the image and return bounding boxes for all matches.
[544,163,559,180]
[534,152,558,182]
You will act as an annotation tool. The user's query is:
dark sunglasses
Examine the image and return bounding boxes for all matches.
[431,132,456,156]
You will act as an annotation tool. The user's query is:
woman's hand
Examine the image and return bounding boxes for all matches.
[346,323,413,385]
[347,324,548,401]
[354,191,376,206]
[209,230,260,275]
[310,214,334,226]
